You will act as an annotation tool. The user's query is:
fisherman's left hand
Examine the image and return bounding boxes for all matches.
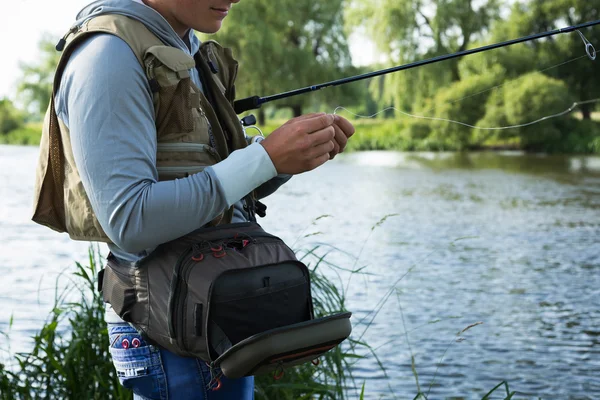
[330,115,355,159]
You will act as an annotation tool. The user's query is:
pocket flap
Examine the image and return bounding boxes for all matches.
[145,45,195,72]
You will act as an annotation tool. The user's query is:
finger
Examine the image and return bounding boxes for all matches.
[334,115,355,137]
[308,152,331,171]
[309,140,335,159]
[306,126,335,147]
[332,123,347,153]
[329,141,340,160]
[295,114,335,135]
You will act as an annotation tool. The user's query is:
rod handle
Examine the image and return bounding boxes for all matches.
[234,96,263,114]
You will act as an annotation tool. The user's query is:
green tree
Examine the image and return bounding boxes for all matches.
[476,72,575,151]
[0,98,24,134]
[461,0,600,120]
[429,70,504,149]
[204,0,363,122]
[529,0,600,119]
[17,36,60,117]
[346,0,501,113]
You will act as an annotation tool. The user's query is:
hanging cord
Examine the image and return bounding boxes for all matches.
[333,32,599,130]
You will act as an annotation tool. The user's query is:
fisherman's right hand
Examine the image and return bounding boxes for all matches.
[260,113,336,175]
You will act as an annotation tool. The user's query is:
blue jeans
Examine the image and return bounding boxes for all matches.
[108,323,254,399]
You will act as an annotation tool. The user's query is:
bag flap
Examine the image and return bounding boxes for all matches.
[145,45,195,72]
[214,312,352,379]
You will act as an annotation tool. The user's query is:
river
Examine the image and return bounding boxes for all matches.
[1,144,599,399]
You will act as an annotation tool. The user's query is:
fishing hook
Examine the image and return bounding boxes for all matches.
[577,30,596,60]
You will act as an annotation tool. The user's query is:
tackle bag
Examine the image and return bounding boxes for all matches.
[100,222,352,378]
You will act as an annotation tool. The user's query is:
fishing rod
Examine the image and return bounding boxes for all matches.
[234,19,600,115]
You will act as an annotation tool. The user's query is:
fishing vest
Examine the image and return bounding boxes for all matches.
[32,14,248,243]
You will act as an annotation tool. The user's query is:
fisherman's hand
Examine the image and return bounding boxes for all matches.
[261,113,336,175]
[330,115,355,159]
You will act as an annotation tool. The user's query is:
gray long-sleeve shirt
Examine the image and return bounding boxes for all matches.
[56,1,291,323]
[55,1,290,264]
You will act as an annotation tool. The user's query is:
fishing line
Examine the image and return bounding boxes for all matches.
[425,54,589,116]
[333,99,600,131]
[234,21,600,114]
[418,30,596,115]
[333,31,599,130]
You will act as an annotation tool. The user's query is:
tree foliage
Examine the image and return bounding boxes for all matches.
[0,98,23,135]
[426,70,504,149]
[17,36,60,117]
[204,0,364,120]
[5,0,600,153]
[346,0,501,113]
[478,72,575,151]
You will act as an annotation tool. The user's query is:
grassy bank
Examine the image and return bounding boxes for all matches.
[258,115,600,154]
[0,123,42,146]
[3,117,599,154]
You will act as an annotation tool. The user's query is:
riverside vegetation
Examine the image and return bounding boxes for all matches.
[2,0,600,153]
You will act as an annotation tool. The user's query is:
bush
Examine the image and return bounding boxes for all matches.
[0,99,24,135]
[477,72,577,152]
[429,70,504,150]
[0,124,42,145]
[558,119,600,154]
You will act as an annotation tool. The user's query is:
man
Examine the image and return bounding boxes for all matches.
[34,0,354,398]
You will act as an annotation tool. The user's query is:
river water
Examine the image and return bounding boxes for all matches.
[1,144,599,399]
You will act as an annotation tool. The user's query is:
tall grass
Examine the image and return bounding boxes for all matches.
[0,247,128,400]
[0,244,371,400]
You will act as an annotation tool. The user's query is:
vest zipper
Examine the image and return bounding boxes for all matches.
[157,143,216,154]
[157,166,209,175]
[156,143,221,177]
[55,25,80,51]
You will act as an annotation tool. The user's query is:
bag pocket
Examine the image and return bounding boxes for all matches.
[209,262,312,346]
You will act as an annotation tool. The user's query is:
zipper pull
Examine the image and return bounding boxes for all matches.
[207,46,219,74]
[56,25,79,52]
[191,244,204,262]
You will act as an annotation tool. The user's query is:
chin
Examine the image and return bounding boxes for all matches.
[195,22,223,34]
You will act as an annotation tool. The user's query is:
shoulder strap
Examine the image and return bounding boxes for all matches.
[53,14,164,91]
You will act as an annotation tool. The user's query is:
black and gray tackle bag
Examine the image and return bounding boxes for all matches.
[100,222,352,379]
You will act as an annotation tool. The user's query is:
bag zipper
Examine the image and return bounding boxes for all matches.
[168,247,193,343]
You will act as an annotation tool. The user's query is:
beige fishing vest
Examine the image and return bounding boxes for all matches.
[32,14,248,243]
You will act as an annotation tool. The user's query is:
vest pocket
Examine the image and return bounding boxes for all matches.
[145,46,198,137]
[156,143,221,181]
[154,76,195,134]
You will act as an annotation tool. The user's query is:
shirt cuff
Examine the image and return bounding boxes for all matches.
[209,143,278,207]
